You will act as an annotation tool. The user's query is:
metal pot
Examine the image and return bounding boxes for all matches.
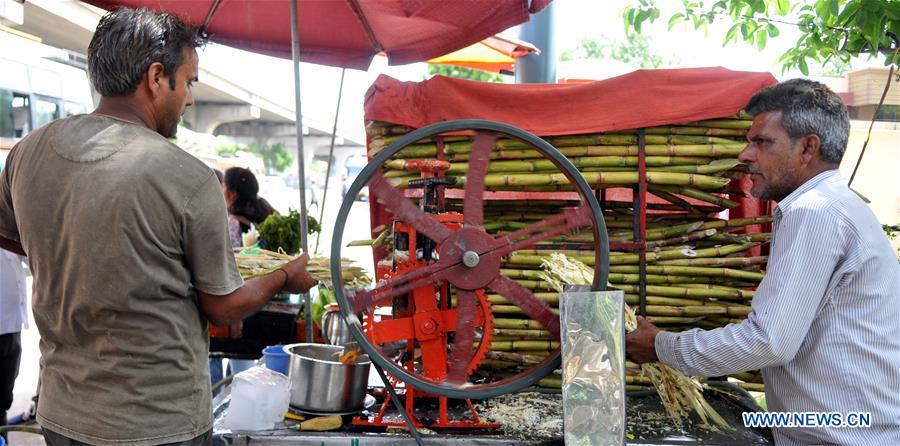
[321,306,354,346]
[283,343,371,412]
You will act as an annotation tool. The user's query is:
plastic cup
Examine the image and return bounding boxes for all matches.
[262,344,289,375]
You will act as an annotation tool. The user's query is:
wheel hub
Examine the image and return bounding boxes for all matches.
[440,227,500,290]
[462,251,480,268]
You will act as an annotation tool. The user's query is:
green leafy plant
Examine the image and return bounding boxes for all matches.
[623,0,900,75]
[428,64,506,82]
[257,209,320,255]
[216,141,296,174]
[561,34,676,69]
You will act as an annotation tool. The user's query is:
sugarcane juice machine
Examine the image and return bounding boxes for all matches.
[328,120,611,429]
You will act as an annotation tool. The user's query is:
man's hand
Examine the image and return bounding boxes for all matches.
[278,253,318,294]
[626,316,661,364]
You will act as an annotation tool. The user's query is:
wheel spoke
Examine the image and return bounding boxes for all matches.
[483,205,594,260]
[462,132,497,227]
[369,170,452,244]
[488,275,560,340]
[349,265,446,312]
[446,289,479,384]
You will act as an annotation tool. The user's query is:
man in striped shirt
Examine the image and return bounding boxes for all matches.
[626,79,900,445]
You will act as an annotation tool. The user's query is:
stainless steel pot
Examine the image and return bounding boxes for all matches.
[283,343,371,412]
[321,307,354,346]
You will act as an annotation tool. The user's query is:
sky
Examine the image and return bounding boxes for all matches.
[197,0,889,146]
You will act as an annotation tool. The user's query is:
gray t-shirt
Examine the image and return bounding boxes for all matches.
[0,114,243,445]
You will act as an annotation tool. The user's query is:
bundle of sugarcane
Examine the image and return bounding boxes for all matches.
[367,114,752,211]
[233,248,371,289]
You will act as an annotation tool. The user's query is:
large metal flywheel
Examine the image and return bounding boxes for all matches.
[331,119,610,399]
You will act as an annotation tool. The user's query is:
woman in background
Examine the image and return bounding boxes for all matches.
[224,167,277,247]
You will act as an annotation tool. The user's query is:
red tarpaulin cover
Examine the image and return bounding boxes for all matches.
[83,0,550,70]
[364,67,778,134]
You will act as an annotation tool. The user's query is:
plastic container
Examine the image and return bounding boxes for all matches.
[222,366,291,431]
[263,344,289,375]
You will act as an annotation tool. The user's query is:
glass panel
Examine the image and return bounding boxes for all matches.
[64,101,86,117]
[34,98,60,129]
[12,93,29,138]
[0,89,14,138]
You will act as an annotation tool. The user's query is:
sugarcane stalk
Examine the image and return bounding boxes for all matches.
[656,256,768,267]
[719,232,771,243]
[643,305,752,317]
[501,242,758,268]
[486,292,559,305]
[616,221,705,242]
[646,160,742,175]
[642,126,748,137]
[624,294,709,307]
[485,350,546,365]
[388,170,731,191]
[440,134,740,155]
[608,273,741,285]
[493,318,546,330]
[492,328,554,339]
[386,155,716,175]
[607,243,759,265]
[610,264,765,281]
[499,269,547,280]
[678,118,753,129]
[509,279,557,291]
[444,143,746,162]
[486,340,560,351]
[489,304,561,315]
[649,184,739,209]
[700,216,773,230]
[615,284,754,301]
[646,316,707,324]
[646,229,717,248]
[490,336,553,342]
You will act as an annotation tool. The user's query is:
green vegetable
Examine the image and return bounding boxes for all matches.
[311,288,336,324]
[258,209,320,255]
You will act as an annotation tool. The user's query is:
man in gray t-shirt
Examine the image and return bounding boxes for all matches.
[0,8,317,446]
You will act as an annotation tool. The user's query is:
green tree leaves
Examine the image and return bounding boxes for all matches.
[623,0,900,75]
[427,65,506,83]
[561,34,674,69]
[216,141,296,175]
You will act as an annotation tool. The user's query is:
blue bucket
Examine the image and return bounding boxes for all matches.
[262,344,289,375]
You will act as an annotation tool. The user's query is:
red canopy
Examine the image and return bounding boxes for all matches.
[83,0,551,70]
[364,67,778,135]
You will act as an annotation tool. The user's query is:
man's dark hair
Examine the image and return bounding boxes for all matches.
[87,7,205,97]
[746,78,850,164]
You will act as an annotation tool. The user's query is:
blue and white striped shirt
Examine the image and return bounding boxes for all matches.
[656,170,900,445]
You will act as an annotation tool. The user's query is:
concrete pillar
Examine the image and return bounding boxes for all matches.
[184,103,261,133]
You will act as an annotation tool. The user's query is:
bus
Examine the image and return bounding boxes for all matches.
[0,31,94,159]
